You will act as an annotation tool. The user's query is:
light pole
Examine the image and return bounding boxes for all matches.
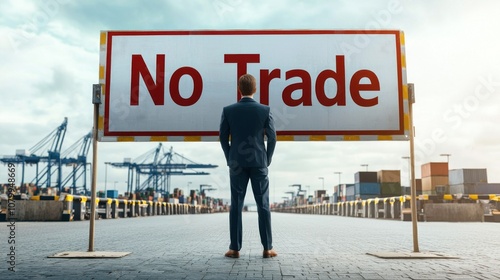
[440,153,451,166]
[334,172,342,202]
[360,164,368,171]
[318,177,324,189]
[402,156,410,195]
[104,162,108,197]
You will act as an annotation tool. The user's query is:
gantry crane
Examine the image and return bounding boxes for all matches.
[107,144,218,197]
[290,184,307,196]
[1,118,68,192]
[199,184,216,196]
[285,191,296,206]
[60,131,92,194]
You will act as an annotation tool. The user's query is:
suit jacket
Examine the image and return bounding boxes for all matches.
[219,97,277,168]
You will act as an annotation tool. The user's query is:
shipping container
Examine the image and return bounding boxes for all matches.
[434,185,449,195]
[421,162,448,177]
[346,195,356,201]
[415,178,422,191]
[346,185,356,196]
[355,171,378,183]
[107,190,118,198]
[15,149,30,156]
[450,183,500,194]
[339,184,354,197]
[401,186,411,195]
[334,185,340,194]
[449,169,488,185]
[421,185,449,195]
[421,176,448,191]
[315,190,326,198]
[377,170,401,183]
[356,194,378,200]
[474,183,500,194]
[450,184,466,194]
[355,182,380,195]
[380,182,401,196]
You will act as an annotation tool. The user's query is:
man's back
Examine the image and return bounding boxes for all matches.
[220,98,276,168]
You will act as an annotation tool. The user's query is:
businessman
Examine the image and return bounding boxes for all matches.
[219,74,277,258]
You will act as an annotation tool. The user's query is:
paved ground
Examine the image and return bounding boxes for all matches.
[1,212,499,279]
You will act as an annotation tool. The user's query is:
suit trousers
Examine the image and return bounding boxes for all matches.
[229,166,273,251]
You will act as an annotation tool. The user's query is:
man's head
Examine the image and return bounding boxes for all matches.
[238,74,256,96]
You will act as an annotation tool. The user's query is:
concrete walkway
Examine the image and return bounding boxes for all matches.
[2,212,499,279]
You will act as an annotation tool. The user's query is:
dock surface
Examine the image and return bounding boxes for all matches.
[3,212,499,279]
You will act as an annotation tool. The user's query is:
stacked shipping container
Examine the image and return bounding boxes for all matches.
[421,162,448,194]
[315,190,327,203]
[449,168,491,194]
[377,170,401,197]
[337,184,354,202]
[354,171,380,200]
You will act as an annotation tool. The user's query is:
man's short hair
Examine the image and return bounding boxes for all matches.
[238,74,256,96]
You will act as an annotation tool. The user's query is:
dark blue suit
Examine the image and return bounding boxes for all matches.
[219,97,277,251]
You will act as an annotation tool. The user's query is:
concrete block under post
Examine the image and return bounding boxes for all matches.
[5,200,63,221]
[423,203,484,222]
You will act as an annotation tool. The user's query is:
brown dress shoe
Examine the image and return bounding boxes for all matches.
[263,249,278,258]
[224,249,240,258]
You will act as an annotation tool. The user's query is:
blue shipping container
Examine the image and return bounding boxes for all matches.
[346,185,356,196]
[355,182,380,195]
[107,190,118,198]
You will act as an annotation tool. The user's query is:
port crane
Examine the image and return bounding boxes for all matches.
[60,131,92,194]
[107,144,217,197]
[1,118,68,192]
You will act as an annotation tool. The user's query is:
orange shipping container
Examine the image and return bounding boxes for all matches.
[421,162,448,177]
[377,170,401,183]
[415,178,422,191]
[421,176,448,191]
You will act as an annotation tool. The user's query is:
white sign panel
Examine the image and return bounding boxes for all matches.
[98,30,408,142]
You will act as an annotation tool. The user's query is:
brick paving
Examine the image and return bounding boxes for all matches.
[1,212,499,279]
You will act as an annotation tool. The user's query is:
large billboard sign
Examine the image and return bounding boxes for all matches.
[98,30,408,142]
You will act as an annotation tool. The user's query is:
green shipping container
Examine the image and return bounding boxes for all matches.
[380,182,401,196]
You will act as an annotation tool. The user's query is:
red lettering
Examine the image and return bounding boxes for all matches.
[169,67,203,106]
[224,54,260,100]
[283,69,312,106]
[315,56,346,106]
[259,69,281,105]
[350,70,379,107]
[130,54,165,106]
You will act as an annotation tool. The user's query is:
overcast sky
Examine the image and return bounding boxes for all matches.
[1,0,499,203]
